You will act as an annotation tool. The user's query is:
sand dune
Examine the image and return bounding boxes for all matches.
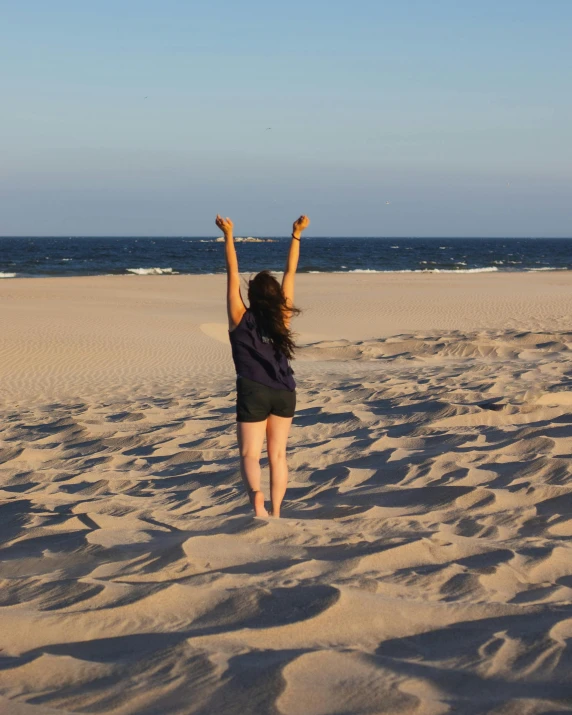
[1,273,572,713]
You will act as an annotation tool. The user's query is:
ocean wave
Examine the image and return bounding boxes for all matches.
[0,272,17,278]
[306,267,501,274]
[528,267,569,271]
[345,269,383,273]
[423,267,499,273]
[214,237,276,243]
[126,267,178,275]
[344,267,500,274]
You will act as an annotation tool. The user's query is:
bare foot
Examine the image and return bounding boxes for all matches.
[251,490,269,517]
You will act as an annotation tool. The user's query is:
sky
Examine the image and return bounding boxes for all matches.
[1,0,571,237]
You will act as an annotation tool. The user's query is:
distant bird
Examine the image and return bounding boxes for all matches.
[144,96,148,99]
[385,201,390,205]
[265,127,272,131]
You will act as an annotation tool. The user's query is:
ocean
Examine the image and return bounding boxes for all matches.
[1,237,571,278]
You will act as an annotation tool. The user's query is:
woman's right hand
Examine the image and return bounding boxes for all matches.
[292,215,310,237]
[216,214,234,235]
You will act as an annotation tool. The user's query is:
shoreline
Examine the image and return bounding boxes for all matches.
[2,267,572,279]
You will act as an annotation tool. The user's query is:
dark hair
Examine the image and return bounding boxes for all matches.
[247,270,301,360]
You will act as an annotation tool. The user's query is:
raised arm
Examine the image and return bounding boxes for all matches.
[282,215,310,323]
[216,214,246,331]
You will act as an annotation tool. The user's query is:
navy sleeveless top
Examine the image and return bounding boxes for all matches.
[229,310,296,391]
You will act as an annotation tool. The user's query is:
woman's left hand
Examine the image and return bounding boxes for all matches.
[216,215,234,235]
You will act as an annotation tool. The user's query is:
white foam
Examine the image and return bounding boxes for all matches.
[0,272,17,278]
[528,267,568,272]
[339,267,500,274]
[126,267,177,276]
[213,236,275,243]
[346,269,383,273]
[426,267,499,273]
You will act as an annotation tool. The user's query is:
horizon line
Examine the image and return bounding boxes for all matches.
[1,235,572,240]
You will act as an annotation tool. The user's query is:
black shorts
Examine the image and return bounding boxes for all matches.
[236,377,296,423]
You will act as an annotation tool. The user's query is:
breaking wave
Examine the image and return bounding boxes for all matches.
[126,267,178,275]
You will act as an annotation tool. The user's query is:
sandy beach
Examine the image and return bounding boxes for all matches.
[1,271,572,714]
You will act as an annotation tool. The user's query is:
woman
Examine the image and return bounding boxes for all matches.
[215,213,310,518]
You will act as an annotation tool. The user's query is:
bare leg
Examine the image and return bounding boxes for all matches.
[237,420,268,517]
[266,414,293,518]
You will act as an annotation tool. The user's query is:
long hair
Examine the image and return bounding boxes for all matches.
[247,270,301,360]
